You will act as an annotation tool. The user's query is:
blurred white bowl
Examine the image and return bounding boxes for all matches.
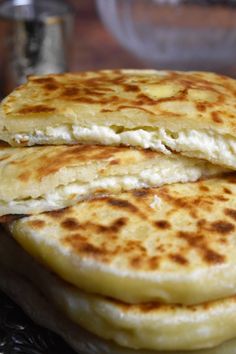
[96,0,236,75]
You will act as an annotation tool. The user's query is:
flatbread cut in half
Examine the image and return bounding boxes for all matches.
[1,70,236,169]
[9,172,236,306]
[2,228,236,353]
[0,143,221,217]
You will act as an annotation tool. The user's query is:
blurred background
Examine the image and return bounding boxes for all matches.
[0,0,236,96]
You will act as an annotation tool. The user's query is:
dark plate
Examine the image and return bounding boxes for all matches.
[0,290,77,354]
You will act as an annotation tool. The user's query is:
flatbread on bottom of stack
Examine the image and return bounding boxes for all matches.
[3,265,236,354]
[1,228,236,354]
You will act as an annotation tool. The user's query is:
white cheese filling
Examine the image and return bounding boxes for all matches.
[0,162,217,214]
[12,125,236,168]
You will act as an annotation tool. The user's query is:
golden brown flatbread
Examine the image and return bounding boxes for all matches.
[0,143,220,216]
[1,70,236,168]
[9,172,236,306]
[2,228,236,352]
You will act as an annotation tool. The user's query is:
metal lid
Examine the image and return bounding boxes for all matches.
[0,0,72,22]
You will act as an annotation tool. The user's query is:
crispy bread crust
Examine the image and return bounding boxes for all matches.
[1,70,236,135]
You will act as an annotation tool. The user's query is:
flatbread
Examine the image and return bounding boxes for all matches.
[1,70,236,168]
[3,267,236,354]
[0,144,220,216]
[9,173,236,305]
[2,228,236,352]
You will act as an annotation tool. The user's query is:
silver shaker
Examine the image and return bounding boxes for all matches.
[0,0,73,94]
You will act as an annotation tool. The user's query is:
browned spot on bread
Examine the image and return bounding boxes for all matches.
[196,219,207,228]
[94,217,127,234]
[155,220,171,229]
[18,104,55,114]
[135,93,164,105]
[94,147,121,160]
[169,253,188,265]
[62,233,87,246]
[215,195,229,202]
[211,111,223,123]
[203,249,225,264]
[156,245,166,253]
[178,231,225,264]
[130,256,142,268]
[61,218,79,230]
[138,302,162,313]
[44,83,59,91]
[28,219,45,229]
[34,145,123,180]
[210,220,234,234]
[61,216,128,262]
[79,243,105,257]
[62,87,79,97]
[148,256,160,270]
[107,198,139,213]
[225,208,236,221]
[219,237,227,244]
[196,103,207,112]
[224,187,232,194]
[47,208,68,219]
[199,185,210,192]
[132,189,149,198]
[123,83,141,93]
[100,109,114,113]
[107,196,149,220]
[109,217,127,232]
[196,219,233,243]
[158,186,225,220]
[123,240,146,254]
[141,148,160,158]
[109,159,120,165]
[31,77,57,84]
[116,104,156,116]
[18,171,30,182]
[63,234,107,259]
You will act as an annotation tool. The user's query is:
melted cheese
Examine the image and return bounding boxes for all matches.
[12,125,236,168]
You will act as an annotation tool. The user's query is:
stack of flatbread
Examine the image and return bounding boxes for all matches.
[1,69,236,354]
